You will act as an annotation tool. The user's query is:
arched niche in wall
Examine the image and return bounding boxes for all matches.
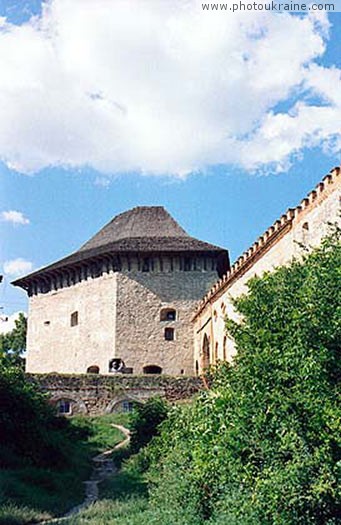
[87,365,100,374]
[105,395,143,414]
[52,396,87,416]
[202,333,210,370]
[160,308,176,321]
[143,365,162,375]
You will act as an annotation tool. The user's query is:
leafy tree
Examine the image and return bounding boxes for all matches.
[0,312,27,366]
[144,228,341,525]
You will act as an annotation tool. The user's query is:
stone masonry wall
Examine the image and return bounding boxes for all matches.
[26,272,118,374]
[28,374,204,416]
[194,168,341,372]
[116,266,218,375]
[26,254,218,375]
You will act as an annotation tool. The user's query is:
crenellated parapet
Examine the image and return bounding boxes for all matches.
[193,166,340,320]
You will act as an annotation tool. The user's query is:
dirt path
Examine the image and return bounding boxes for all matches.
[37,424,131,524]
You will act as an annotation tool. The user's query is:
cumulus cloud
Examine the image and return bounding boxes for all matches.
[0,311,26,335]
[3,258,34,277]
[0,0,339,176]
[1,210,30,225]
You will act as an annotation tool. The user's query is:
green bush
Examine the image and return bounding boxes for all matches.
[143,228,341,525]
[129,397,169,454]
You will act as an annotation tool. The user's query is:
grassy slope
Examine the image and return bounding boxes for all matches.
[0,414,130,525]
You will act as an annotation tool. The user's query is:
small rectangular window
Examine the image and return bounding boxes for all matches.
[165,327,175,341]
[57,400,71,414]
[70,311,78,327]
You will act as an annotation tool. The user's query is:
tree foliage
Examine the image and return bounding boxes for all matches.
[142,229,341,525]
[130,397,169,454]
[0,313,27,366]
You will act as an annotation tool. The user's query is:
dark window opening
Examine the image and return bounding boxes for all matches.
[142,258,150,272]
[195,360,199,376]
[44,321,50,326]
[109,358,125,373]
[223,336,227,361]
[160,308,176,321]
[143,365,162,374]
[184,257,192,271]
[302,222,309,231]
[121,400,135,413]
[91,263,101,278]
[70,311,78,327]
[57,399,71,415]
[87,365,100,374]
[113,257,122,272]
[165,327,175,341]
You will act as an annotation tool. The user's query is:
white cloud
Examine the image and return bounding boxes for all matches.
[0,311,26,335]
[0,1,339,176]
[3,258,34,277]
[1,210,30,225]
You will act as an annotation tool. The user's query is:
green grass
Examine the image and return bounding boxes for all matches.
[0,413,130,525]
[70,413,131,453]
[54,462,150,525]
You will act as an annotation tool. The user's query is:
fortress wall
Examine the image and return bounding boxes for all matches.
[194,168,341,371]
[26,272,118,374]
[27,374,205,416]
[115,261,218,375]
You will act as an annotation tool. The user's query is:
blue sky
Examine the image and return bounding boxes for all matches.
[0,1,340,324]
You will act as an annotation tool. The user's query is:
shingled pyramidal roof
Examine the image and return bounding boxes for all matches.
[80,206,189,251]
[13,206,228,286]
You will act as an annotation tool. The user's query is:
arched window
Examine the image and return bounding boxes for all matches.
[87,365,100,374]
[164,327,175,341]
[202,334,210,370]
[160,308,176,321]
[143,365,162,374]
[70,311,78,327]
[223,336,227,361]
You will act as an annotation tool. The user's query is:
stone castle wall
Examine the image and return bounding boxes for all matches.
[26,254,218,375]
[26,272,118,374]
[28,374,205,416]
[193,168,341,371]
[116,268,218,375]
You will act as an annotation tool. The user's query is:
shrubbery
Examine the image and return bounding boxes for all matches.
[130,397,169,454]
[141,229,341,524]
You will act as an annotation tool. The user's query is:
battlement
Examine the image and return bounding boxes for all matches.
[193,166,340,320]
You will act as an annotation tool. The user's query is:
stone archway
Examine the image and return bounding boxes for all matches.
[202,333,210,370]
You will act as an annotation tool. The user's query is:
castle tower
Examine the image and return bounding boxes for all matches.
[13,206,229,375]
